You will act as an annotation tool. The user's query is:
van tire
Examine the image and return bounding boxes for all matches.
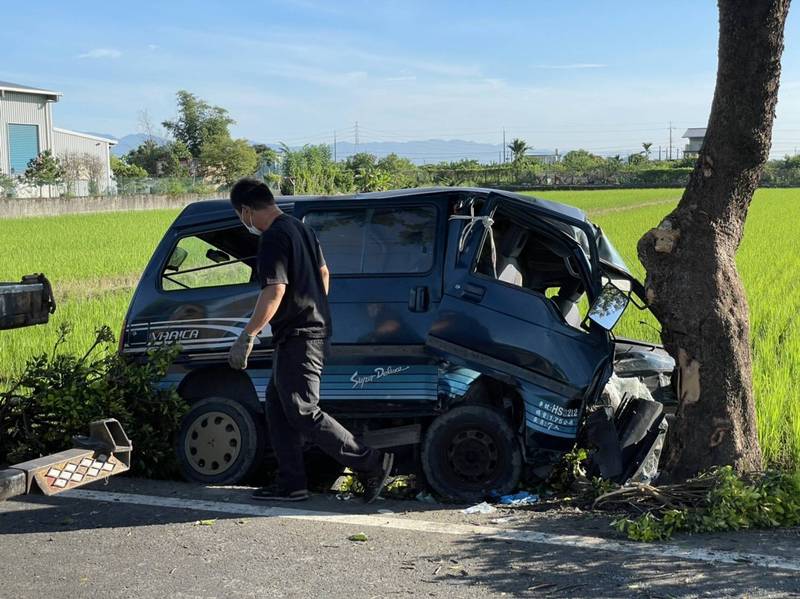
[422,405,522,502]
[176,397,264,485]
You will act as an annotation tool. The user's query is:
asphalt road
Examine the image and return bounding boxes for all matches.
[1,477,800,598]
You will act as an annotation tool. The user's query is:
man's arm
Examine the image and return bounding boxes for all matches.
[228,284,286,370]
[244,284,286,335]
[320,264,330,295]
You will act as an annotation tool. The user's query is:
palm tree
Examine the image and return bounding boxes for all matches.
[508,138,530,163]
[642,142,653,160]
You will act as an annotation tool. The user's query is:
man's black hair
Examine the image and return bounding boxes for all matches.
[230,177,275,212]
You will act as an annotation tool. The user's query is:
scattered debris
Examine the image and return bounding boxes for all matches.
[336,492,354,501]
[498,491,540,506]
[415,491,437,504]
[348,532,369,542]
[385,475,418,499]
[462,501,496,515]
[194,519,216,526]
[489,516,523,525]
[447,565,469,577]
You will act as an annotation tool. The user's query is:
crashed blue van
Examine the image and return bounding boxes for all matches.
[120,188,673,500]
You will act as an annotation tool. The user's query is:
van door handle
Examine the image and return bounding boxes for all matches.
[408,286,430,312]
[458,283,485,302]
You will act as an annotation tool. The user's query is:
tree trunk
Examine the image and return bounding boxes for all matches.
[637,0,790,481]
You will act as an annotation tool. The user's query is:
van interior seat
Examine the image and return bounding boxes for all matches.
[497,226,529,286]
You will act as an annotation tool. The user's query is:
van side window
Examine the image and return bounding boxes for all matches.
[162,228,256,291]
[305,206,436,275]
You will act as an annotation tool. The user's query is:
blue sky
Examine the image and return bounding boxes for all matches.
[4,1,800,157]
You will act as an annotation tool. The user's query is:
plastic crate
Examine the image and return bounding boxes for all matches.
[0,274,56,330]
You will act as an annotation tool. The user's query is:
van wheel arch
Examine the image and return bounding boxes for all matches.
[178,367,263,414]
[456,376,525,433]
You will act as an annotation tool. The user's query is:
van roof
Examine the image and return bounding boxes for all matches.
[173,187,587,228]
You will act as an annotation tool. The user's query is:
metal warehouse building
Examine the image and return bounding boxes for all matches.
[0,80,116,197]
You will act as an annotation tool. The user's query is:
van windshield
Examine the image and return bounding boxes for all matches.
[596,228,631,274]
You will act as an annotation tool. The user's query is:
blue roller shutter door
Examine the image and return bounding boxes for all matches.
[8,124,40,174]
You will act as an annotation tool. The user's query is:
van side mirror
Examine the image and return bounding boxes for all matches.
[206,249,231,264]
[587,282,630,330]
[165,247,189,272]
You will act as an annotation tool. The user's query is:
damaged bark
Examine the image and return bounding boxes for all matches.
[637,0,790,481]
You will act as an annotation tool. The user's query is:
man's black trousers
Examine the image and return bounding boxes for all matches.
[265,336,380,491]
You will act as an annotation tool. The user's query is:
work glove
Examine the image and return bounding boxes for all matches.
[228,330,256,370]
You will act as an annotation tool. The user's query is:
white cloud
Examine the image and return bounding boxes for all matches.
[78,48,121,59]
[384,75,417,82]
[147,44,159,51]
[531,63,608,70]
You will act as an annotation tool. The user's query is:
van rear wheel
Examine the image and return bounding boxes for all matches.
[177,397,264,484]
[422,405,522,502]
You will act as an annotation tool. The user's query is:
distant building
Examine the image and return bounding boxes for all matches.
[682,128,707,158]
[527,150,560,165]
[0,80,116,197]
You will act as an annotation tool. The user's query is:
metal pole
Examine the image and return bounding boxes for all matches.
[668,121,673,160]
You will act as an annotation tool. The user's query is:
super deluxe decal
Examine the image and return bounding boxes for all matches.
[350,366,411,389]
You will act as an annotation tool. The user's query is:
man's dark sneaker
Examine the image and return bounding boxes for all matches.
[251,484,309,502]
[361,452,395,504]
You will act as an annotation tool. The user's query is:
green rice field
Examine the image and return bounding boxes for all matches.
[1,188,798,466]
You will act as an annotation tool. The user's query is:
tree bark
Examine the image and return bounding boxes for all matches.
[637,0,790,481]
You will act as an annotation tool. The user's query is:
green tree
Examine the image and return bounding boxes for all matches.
[24,150,64,197]
[253,144,279,169]
[507,138,530,163]
[345,152,393,192]
[199,135,258,184]
[377,153,416,188]
[110,155,148,179]
[280,143,345,195]
[627,153,647,166]
[561,149,604,174]
[126,140,190,177]
[0,173,16,197]
[162,90,234,158]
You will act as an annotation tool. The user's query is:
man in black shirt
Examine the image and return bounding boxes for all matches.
[227,178,393,503]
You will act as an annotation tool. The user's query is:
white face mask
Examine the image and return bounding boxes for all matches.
[242,208,260,236]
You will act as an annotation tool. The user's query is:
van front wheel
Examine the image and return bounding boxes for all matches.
[176,397,264,484]
[422,405,522,502]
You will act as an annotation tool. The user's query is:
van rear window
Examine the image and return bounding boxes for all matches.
[304,206,436,275]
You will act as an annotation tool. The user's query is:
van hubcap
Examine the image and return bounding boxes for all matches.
[446,429,499,483]
[185,411,241,475]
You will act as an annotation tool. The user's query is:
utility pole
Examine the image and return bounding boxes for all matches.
[333,130,337,162]
[658,145,662,161]
[502,128,506,163]
[668,121,673,160]
[354,121,360,153]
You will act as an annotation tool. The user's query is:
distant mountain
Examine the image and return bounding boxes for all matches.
[329,139,508,165]
[111,133,169,156]
[108,133,563,164]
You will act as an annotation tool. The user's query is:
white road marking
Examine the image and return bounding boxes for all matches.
[53,489,800,572]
